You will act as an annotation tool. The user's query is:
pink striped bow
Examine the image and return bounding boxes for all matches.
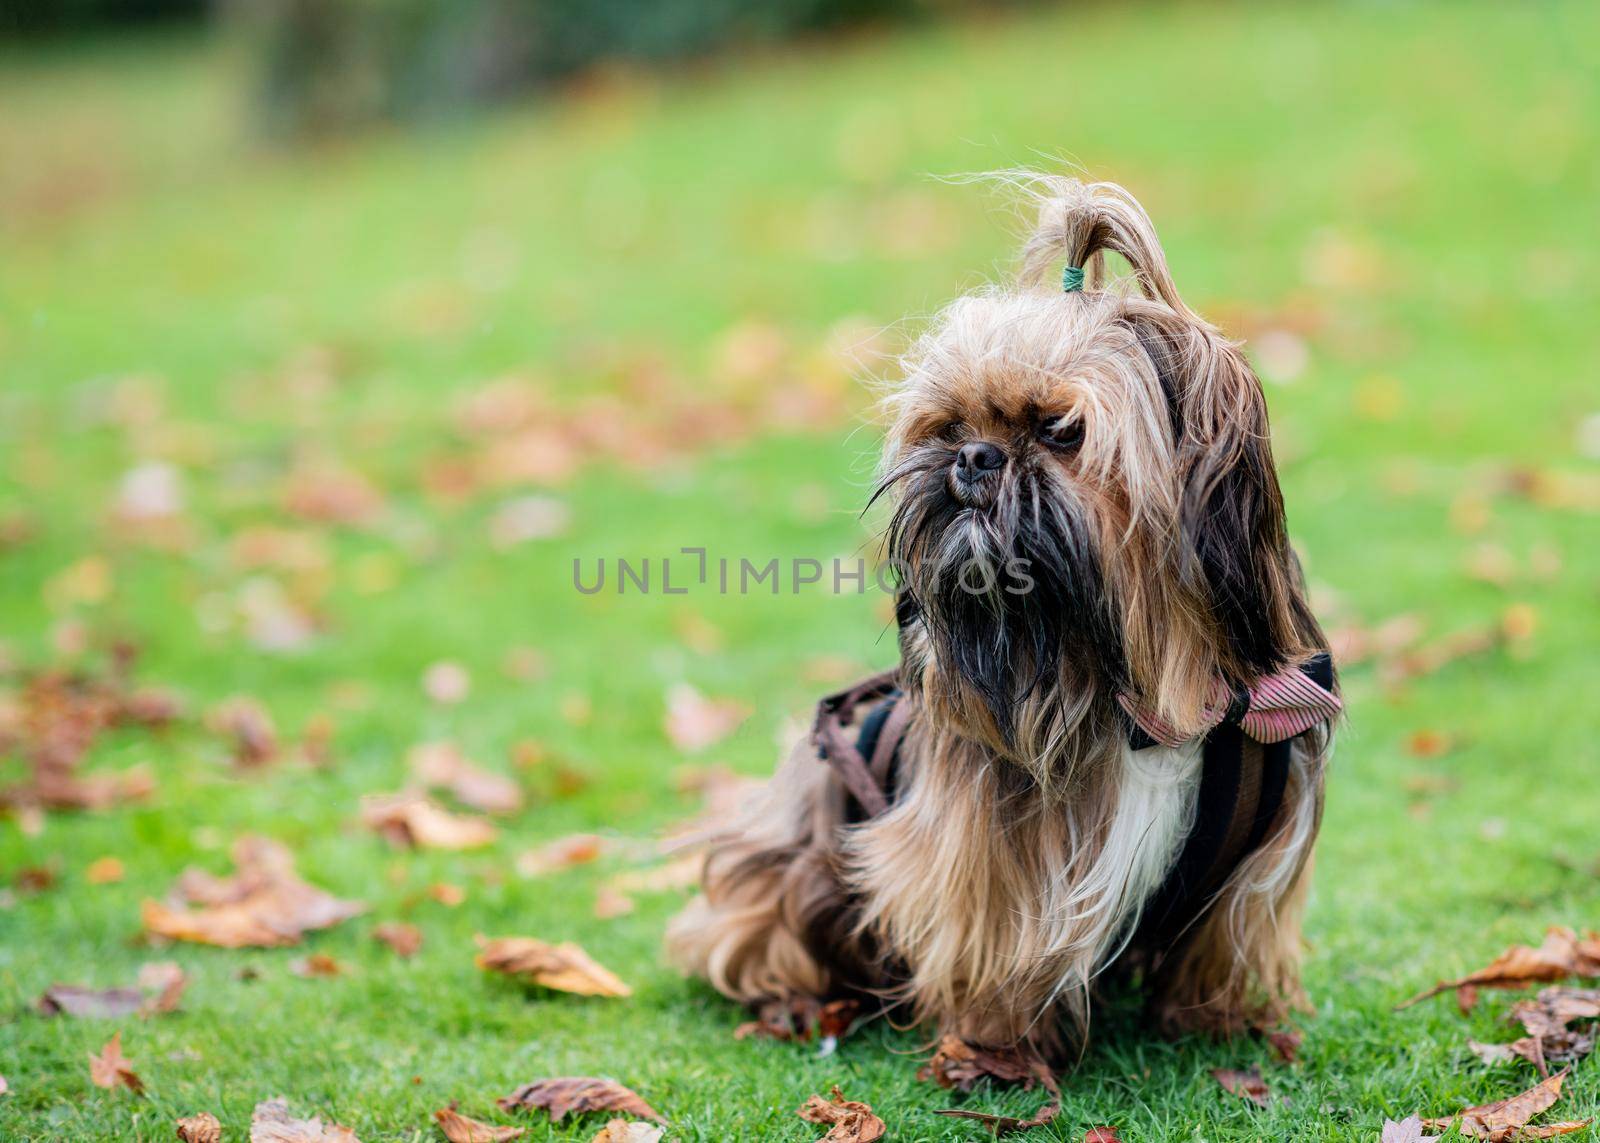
[1118,663,1342,750]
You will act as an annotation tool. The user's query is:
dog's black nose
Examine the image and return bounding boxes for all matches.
[955,441,1005,482]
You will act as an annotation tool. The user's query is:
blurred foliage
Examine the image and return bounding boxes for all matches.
[240,0,962,136]
[2,0,203,36]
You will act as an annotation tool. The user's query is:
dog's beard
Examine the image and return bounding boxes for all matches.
[879,447,1126,743]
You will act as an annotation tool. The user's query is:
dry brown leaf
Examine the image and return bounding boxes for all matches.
[475,936,632,998]
[176,1111,223,1143]
[497,1077,662,1123]
[1083,1131,1121,1143]
[1211,1067,1271,1109]
[922,1037,1061,1135]
[290,953,343,978]
[736,996,821,1043]
[797,1087,886,1143]
[250,1096,360,1142]
[410,742,523,815]
[1512,988,1600,1038]
[515,834,607,878]
[39,984,144,1019]
[1265,1027,1303,1064]
[208,697,280,768]
[1399,928,1600,1008]
[428,883,466,907]
[137,961,188,1014]
[88,1031,144,1094]
[590,1120,662,1143]
[86,856,126,884]
[918,1034,1038,1091]
[40,961,186,1019]
[601,855,700,896]
[373,922,424,958]
[361,792,498,850]
[433,1107,525,1142]
[142,835,365,948]
[281,462,384,527]
[663,684,749,752]
[1470,1030,1594,1070]
[1421,1070,1585,1140]
[592,887,635,919]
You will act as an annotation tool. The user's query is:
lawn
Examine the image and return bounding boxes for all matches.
[2,2,1598,1140]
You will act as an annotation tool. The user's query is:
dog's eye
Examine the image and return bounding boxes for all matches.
[1039,415,1084,451]
[934,420,965,445]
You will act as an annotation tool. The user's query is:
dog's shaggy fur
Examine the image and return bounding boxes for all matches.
[667,177,1333,1058]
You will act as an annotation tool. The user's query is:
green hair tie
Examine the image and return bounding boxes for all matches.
[1062,265,1086,293]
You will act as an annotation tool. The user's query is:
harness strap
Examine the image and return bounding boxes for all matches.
[810,669,900,818]
[810,654,1332,955]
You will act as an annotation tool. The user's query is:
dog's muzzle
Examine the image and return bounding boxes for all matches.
[950,440,1005,505]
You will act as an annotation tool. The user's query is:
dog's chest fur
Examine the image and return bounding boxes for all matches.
[842,727,1203,1042]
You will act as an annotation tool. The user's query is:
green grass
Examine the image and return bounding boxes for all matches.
[3,3,1599,1139]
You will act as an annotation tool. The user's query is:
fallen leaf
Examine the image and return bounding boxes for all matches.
[1380,1117,1439,1143]
[428,883,466,907]
[39,962,187,1018]
[433,1107,525,1142]
[373,922,424,958]
[1512,988,1600,1037]
[142,835,365,948]
[590,1120,662,1143]
[797,1086,886,1143]
[176,1111,223,1143]
[281,461,384,527]
[663,684,749,752]
[1399,928,1600,1008]
[1405,730,1455,760]
[410,742,523,815]
[1470,1030,1594,1070]
[86,856,126,884]
[39,984,145,1019]
[515,834,607,878]
[476,936,632,997]
[137,961,188,1014]
[919,1034,1037,1091]
[593,887,635,919]
[601,855,700,897]
[1421,1070,1583,1139]
[1083,1131,1121,1143]
[88,1031,144,1094]
[208,696,280,768]
[423,662,471,704]
[361,792,498,850]
[1265,1027,1303,1064]
[923,1037,1061,1135]
[35,979,133,1018]
[291,953,343,977]
[250,1096,360,1142]
[1211,1067,1271,1109]
[497,1078,662,1123]
[736,996,822,1043]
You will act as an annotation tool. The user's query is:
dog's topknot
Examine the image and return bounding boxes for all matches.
[1010,176,1194,320]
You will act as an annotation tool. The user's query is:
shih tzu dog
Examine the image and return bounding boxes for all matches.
[667,177,1340,1060]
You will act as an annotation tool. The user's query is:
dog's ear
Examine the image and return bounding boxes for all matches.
[1130,307,1320,682]
[1010,177,1323,687]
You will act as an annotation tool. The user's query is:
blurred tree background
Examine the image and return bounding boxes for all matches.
[8,0,976,135]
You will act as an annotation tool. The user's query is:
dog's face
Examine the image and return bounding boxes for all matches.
[879,291,1320,762]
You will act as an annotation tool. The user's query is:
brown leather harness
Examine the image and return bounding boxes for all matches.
[810,654,1333,952]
